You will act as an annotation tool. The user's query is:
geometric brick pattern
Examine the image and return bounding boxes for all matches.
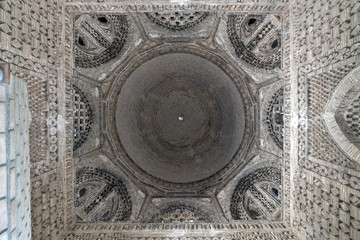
[146,11,208,31]
[295,169,360,240]
[231,167,281,220]
[75,167,132,222]
[149,203,212,223]
[344,94,360,140]
[266,87,284,150]
[72,85,92,151]
[1,0,359,239]
[294,0,360,240]
[0,0,63,239]
[74,15,129,68]
[227,14,281,70]
[307,65,360,170]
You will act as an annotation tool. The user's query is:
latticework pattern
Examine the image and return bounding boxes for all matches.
[75,14,129,68]
[266,87,284,150]
[308,66,359,170]
[146,11,208,31]
[227,14,281,70]
[231,167,281,220]
[345,94,360,139]
[75,167,132,222]
[150,204,212,223]
[73,85,93,151]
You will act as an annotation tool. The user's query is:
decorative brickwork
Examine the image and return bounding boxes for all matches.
[72,85,93,151]
[62,1,290,239]
[231,167,281,221]
[146,11,208,31]
[74,14,129,68]
[0,0,64,239]
[293,0,360,239]
[229,231,298,240]
[294,168,360,240]
[227,14,281,69]
[75,167,132,222]
[344,94,360,140]
[325,66,360,162]
[266,87,284,150]
[63,222,296,239]
[149,203,212,223]
[2,0,359,239]
[307,66,359,170]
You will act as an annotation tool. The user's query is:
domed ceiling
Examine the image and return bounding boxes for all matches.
[71,10,284,227]
[4,0,360,239]
[103,44,256,191]
[116,53,245,183]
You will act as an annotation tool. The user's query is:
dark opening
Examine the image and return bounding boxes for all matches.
[97,17,108,24]
[275,113,284,125]
[271,39,279,49]
[248,18,257,25]
[249,209,261,219]
[79,188,86,198]
[272,188,279,197]
[78,36,85,46]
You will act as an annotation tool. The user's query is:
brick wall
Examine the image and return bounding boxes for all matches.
[291,0,360,239]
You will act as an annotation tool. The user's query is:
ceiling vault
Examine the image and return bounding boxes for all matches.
[0,0,359,239]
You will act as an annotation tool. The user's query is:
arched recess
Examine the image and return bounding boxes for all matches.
[227,14,281,70]
[148,203,213,223]
[74,14,129,68]
[75,167,132,222]
[230,167,281,221]
[324,66,360,163]
[72,85,93,151]
[266,87,284,150]
[145,11,209,31]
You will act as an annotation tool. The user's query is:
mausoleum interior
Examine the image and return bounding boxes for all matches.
[0,0,359,239]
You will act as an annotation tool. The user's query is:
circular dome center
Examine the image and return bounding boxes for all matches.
[154,86,212,148]
[116,53,245,183]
